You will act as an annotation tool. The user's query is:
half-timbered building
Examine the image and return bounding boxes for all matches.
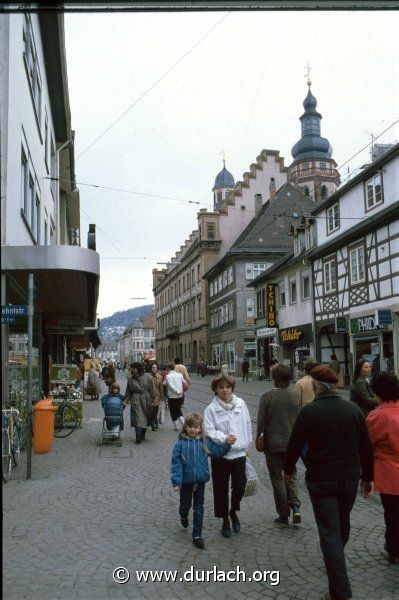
[307,144,399,380]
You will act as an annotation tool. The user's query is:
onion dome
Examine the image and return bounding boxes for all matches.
[213,163,235,189]
[291,87,333,161]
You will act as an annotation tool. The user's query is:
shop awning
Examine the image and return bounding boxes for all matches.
[1,245,100,326]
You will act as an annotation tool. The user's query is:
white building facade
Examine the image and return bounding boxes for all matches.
[1,12,100,410]
[308,144,399,379]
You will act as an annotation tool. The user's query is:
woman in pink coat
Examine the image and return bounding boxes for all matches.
[367,372,399,564]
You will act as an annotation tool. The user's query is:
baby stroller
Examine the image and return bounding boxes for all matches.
[100,395,124,446]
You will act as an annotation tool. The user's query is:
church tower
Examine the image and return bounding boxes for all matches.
[290,73,340,202]
[212,160,235,211]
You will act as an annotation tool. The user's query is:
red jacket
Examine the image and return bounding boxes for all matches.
[366,402,399,495]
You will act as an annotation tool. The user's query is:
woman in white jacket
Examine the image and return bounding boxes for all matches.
[204,374,252,538]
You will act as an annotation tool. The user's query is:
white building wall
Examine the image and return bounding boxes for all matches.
[315,156,399,247]
[1,14,58,247]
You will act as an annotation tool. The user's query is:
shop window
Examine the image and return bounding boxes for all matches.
[365,173,383,210]
[350,245,366,285]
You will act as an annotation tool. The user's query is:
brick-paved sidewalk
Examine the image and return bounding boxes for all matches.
[3,375,398,600]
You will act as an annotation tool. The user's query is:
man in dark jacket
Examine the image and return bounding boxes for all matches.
[283,366,374,600]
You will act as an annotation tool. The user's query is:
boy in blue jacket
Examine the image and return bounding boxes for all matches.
[171,412,232,549]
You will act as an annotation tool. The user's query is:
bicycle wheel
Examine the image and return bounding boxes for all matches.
[54,405,78,438]
[11,424,22,467]
[2,429,11,482]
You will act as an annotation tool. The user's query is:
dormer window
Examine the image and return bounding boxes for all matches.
[327,202,340,234]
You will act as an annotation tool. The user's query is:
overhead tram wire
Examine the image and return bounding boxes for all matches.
[59,11,231,179]
[45,177,206,207]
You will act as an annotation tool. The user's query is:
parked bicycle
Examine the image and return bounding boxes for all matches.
[51,385,80,438]
[2,404,22,482]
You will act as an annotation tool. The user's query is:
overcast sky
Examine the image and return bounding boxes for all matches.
[64,9,399,319]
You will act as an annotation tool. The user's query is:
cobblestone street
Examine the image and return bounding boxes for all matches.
[3,375,398,600]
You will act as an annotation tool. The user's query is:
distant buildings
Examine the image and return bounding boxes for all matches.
[117,310,156,364]
[153,83,349,374]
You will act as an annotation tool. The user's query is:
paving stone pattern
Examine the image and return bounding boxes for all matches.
[3,375,398,600]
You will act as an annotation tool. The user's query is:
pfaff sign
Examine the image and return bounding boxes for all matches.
[350,315,381,334]
[266,284,277,327]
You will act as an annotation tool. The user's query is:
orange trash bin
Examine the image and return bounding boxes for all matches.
[33,399,58,454]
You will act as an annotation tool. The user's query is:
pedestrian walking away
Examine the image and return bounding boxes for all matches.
[124,362,156,444]
[204,374,252,539]
[367,372,399,564]
[149,361,163,431]
[241,357,250,382]
[295,358,319,406]
[171,413,233,550]
[283,365,374,600]
[174,357,190,406]
[165,362,185,429]
[257,364,301,527]
[350,359,378,416]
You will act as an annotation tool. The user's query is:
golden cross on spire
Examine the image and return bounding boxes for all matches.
[220,148,226,167]
[304,62,312,87]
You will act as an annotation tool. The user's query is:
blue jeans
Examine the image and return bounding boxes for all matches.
[179,483,205,539]
[307,480,358,600]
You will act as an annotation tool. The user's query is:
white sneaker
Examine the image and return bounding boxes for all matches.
[178,416,185,426]
[173,420,179,430]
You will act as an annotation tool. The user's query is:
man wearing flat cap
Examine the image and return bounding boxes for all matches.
[283,365,374,600]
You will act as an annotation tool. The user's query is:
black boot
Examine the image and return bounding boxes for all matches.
[135,437,141,445]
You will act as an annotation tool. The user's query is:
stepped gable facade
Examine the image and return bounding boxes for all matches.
[204,182,314,373]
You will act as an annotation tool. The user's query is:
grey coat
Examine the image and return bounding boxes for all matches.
[257,388,300,453]
[125,373,155,428]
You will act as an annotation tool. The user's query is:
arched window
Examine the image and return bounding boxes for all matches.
[304,186,310,197]
[217,190,222,202]
[321,185,328,200]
